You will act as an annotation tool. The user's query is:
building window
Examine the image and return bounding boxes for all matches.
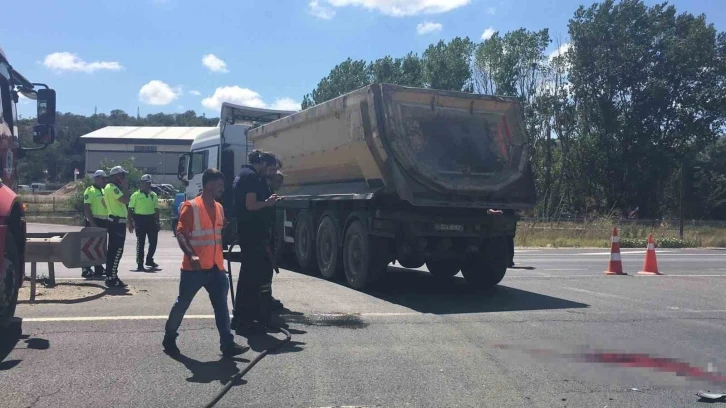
[134,146,157,153]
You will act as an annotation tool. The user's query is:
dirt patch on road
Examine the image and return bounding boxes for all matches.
[18,281,135,304]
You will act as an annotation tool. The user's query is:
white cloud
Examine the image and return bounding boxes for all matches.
[43,52,122,73]
[322,0,470,17]
[201,86,300,112]
[549,43,571,61]
[139,80,182,105]
[202,86,265,110]
[416,21,442,35]
[486,6,496,15]
[189,90,201,96]
[309,0,336,19]
[481,27,495,40]
[270,98,302,111]
[202,54,229,73]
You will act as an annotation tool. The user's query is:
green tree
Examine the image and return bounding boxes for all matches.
[422,37,475,92]
[301,58,370,109]
[567,0,726,217]
[369,53,425,87]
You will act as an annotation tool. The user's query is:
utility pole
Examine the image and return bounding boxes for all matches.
[679,163,684,239]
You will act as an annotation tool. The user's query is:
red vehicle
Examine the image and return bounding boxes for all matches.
[0,47,106,332]
[0,46,60,329]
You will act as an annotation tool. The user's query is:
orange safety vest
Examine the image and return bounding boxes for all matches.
[181,196,225,271]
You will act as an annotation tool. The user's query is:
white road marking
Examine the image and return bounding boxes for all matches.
[22,312,421,323]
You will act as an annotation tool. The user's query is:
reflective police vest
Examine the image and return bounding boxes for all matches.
[181,196,225,271]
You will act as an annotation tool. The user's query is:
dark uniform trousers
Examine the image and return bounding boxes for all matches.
[233,241,273,326]
[106,216,127,279]
[83,218,108,275]
[133,214,158,266]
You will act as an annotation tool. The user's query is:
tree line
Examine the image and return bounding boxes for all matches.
[17,110,218,187]
[300,0,726,221]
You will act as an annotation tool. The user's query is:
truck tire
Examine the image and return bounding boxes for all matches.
[461,237,508,289]
[0,230,20,329]
[343,220,388,290]
[426,259,460,278]
[316,215,342,279]
[294,210,317,270]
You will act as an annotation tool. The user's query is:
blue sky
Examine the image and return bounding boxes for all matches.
[3,0,724,119]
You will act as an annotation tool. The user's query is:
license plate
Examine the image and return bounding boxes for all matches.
[434,223,464,232]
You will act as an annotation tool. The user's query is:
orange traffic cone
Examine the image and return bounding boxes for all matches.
[604,227,626,275]
[637,234,663,276]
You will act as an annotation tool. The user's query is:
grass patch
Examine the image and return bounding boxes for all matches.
[515,220,726,248]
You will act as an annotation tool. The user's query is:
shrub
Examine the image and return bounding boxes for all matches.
[619,236,700,248]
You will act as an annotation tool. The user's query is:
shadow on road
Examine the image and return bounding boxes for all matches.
[171,354,250,385]
[280,261,588,315]
[0,318,50,371]
[367,267,589,314]
[18,282,131,305]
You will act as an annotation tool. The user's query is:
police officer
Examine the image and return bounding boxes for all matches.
[81,170,109,278]
[129,174,160,272]
[104,166,132,288]
[231,150,279,335]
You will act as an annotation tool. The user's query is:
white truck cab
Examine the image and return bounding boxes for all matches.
[177,103,296,208]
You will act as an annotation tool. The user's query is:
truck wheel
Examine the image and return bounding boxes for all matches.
[343,220,387,290]
[426,259,460,278]
[461,237,508,290]
[0,231,20,329]
[294,211,317,270]
[316,216,341,279]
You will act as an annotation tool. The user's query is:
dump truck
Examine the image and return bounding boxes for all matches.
[0,47,107,334]
[179,84,536,290]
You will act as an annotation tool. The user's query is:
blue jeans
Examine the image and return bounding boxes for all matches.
[164,266,234,350]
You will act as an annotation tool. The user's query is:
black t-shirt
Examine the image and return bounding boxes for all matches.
[233,165,272,247]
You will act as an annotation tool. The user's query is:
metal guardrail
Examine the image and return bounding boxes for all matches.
[25,227,107,300]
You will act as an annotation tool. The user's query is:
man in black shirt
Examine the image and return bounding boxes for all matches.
[231,150,279,335]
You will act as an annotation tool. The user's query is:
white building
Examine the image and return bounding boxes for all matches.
[80,126,216,187]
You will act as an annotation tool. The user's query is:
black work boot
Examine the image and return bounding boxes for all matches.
[146,260,159,268]
[221,342,250,357]
[105,277,128,288]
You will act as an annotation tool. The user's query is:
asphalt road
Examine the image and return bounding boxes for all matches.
[1,224,725,407]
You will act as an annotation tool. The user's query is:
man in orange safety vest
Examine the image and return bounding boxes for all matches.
[162,168,249,357]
